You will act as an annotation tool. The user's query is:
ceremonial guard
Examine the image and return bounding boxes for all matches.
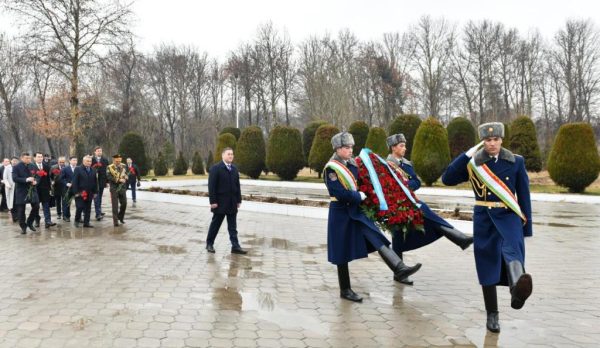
[107,154,128,226]
[386,134,473,285]
[324,132,421,302]
[442,122,533,333]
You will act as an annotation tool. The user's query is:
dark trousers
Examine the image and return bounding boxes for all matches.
[75,197,93,224]
[15,203,40,229]
[129,181,137,201]
[41,201,52,224]
[206,212,240,248]
[110,189,127,223]
[62,193,71,218]
[0,187,7,211]
[94,183,105,217]
[54,188,63,216]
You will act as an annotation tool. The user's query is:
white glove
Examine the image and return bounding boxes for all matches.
[466,141,485,158]
[359,192,367,201]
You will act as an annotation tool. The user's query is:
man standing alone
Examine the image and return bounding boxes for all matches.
[206,148,246,255]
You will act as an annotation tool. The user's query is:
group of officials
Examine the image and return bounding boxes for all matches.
[0,147,142,232]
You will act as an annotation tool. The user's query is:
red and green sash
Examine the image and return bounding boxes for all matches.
[324,160,357,191]
[467,158,526,223]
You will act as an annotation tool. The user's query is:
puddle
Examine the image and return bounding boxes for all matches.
[244,237,326,254]
[157,245,187,254]
[533,221,578,228]
[240,291,329,336]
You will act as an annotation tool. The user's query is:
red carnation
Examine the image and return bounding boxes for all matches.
[37,170,48,178]
[52,168,61,176]
[81,191,89,201]
[129,167,136,175]
[92,163,102,169]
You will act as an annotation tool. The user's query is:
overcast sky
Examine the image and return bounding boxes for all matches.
[2,0,599,59]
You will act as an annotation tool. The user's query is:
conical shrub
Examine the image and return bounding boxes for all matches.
[365,127,388,157]
[412,117,451,186]
[509,116,542,172]
[308,125,340,177]
[236,126,266,179]
[349,120,369,156]
[389,114,422,159]
[266,125,304,181]
[447,117,476,159]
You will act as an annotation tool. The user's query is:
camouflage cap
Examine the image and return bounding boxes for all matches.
[478,122,504,140]
[331,132,355,149]
[386,133,407,148]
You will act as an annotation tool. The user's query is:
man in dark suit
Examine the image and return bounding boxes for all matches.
[126,157,141,203]
[0,158,8,212]
[91,146,109,221]
[50,156,67,219]
[206,147,247,254]
[58,156,78,222]
[72,155,98,228]
[33,152,56,228]
[12,152,40,234]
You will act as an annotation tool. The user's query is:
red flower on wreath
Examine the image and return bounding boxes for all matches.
[355,152,424,238]
[129,167,136,175]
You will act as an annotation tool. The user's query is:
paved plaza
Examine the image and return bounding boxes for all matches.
[0,191,599,347]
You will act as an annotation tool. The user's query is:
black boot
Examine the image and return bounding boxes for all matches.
[378,246,421,280]
[20,226,27,235]
[393,252,414,285]
[27,221,37,232]
[337,264,362,302]
[483,285,500,333]
[437,225,473,250]
[507,260,532,310]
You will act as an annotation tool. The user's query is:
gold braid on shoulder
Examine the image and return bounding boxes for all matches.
[108,164,127,183]
[467,165,487,199]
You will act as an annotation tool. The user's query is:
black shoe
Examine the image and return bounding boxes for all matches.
[394,274,414,285]
[507,261,532,310]
[206,245,215,253]
[63,218,70,222]
[83,224,94,228]
[20,227,27,235]
[75,221,80,228]
[101,212,106,216]
[378,246,422,280]
[119,219,125,224]
[27,222,37,232]
[34,221,40,228]
[340,289,363,302]
[231,247,248,255]
[96,216,103,221]
[57,215,62,219]
[486,311,500,333]
[45,222,57,228]
[113,222,119,227]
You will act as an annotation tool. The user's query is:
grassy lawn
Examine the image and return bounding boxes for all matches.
[144,168,600,195]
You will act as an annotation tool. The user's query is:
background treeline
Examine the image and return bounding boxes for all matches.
[1,1,599,176]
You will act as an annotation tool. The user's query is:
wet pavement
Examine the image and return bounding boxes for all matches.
[0,193,599,347]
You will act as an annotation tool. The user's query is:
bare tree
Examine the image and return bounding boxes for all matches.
[4,0,133,153]
[409,15,456,119]
[554,19,600,123]
[0,34,26,150]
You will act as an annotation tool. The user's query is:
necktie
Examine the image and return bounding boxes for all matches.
[226,164,231,171]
